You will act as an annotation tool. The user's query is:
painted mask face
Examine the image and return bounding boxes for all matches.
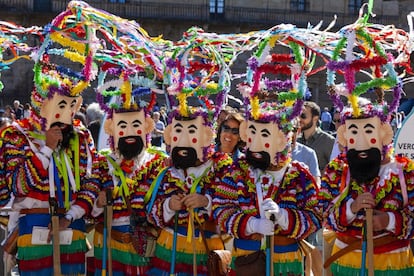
[242,120,287,170]
[341,117,385,183]
[40,93,81,130]
[165,116,213,169]
[112,110,147,159]
[344,117,383,152]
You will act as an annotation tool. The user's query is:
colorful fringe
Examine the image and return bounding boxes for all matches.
[231,242,303,275]
[17,213,87,276]
[93,229,150,275]
[150,228,224,276]
[330,244,414,276]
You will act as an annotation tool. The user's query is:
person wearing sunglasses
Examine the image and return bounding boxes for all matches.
[215,112,245,160]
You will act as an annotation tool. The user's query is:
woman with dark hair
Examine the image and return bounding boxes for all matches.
[215,112,245,160]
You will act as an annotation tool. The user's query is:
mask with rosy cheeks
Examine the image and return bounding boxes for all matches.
[240,120,288,168]
[337,116,394,181]
[104,110,155,154]
[164,116,214,165]
[337,116,393,154]
[40,94,82,130]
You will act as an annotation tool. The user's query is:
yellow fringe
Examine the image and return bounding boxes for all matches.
[157,229,223,254]
[93,230,135,253]
[233,246,301,262]
[331,243,414,270]
[18,229,85,247]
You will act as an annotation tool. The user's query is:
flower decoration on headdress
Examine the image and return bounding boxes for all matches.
[326,13,411,123]
[31,2,99,113]
[238,30,311,134]
[0,21,42,91]
[165,27,241,127]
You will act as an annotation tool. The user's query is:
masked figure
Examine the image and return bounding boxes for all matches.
[0,74,99,276]
[212,35,322,275]
[320,20,414,275]
[146,31,236,274]
[146,110,233,275]
[320,99,414,275]
[92,74,168,275]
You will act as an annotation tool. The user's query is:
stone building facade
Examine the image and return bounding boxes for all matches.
[0,0,412,109]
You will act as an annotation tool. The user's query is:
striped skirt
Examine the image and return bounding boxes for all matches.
[330,242,414,276]
[17,213,87,276]
[232,238,304,276]
[149,227,224,276]
[93,225,151,276]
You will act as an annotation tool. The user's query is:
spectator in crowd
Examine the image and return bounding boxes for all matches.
[151,111,165,147]
[74,111,87,126]
[217,105,235,127]
[159,106,168,126]
[297,101,335,174]
[4,105,15,121]
[23,103,32,118]
[85,102,104,147]
[215,112,245,160]
[12,100,23,120]
[291,117,321,186]
[321,106,332,131]
[329,110,344,161]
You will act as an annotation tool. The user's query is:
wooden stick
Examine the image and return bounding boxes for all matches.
[50,198,61,276]
[366,208,374,276]
[270,234,274,276]
[269,214,275,276]
[106,190,113,276]
[189,210,197,276]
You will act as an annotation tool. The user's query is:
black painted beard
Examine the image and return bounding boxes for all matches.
[118,136,144,160]
[246,149,271,171]
[347,148,381,183]
[171,147,197,169]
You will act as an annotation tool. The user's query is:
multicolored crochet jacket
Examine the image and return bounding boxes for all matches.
[92,147,168,275]
[147,151,233,275]
[0,117,101,275]
[213,158,322,241]
[96,147,168,223]
[148,151,233,229]
[0,117,100,212]
[320,153,414,245]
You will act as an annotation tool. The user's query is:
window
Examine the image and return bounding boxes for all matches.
[210,0,224,14]
[349,0,364,14]
[290,0,307,12]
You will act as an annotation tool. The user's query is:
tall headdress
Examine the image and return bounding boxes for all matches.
[164,27,243,128]
[89,2,167,150]
[326,7,411,124]
[31,1,99,113]
[238,28,312,133]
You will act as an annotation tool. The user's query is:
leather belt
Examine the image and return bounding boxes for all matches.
[324,234,400,268]
[249,233,296,246]
[95,223,132,244]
